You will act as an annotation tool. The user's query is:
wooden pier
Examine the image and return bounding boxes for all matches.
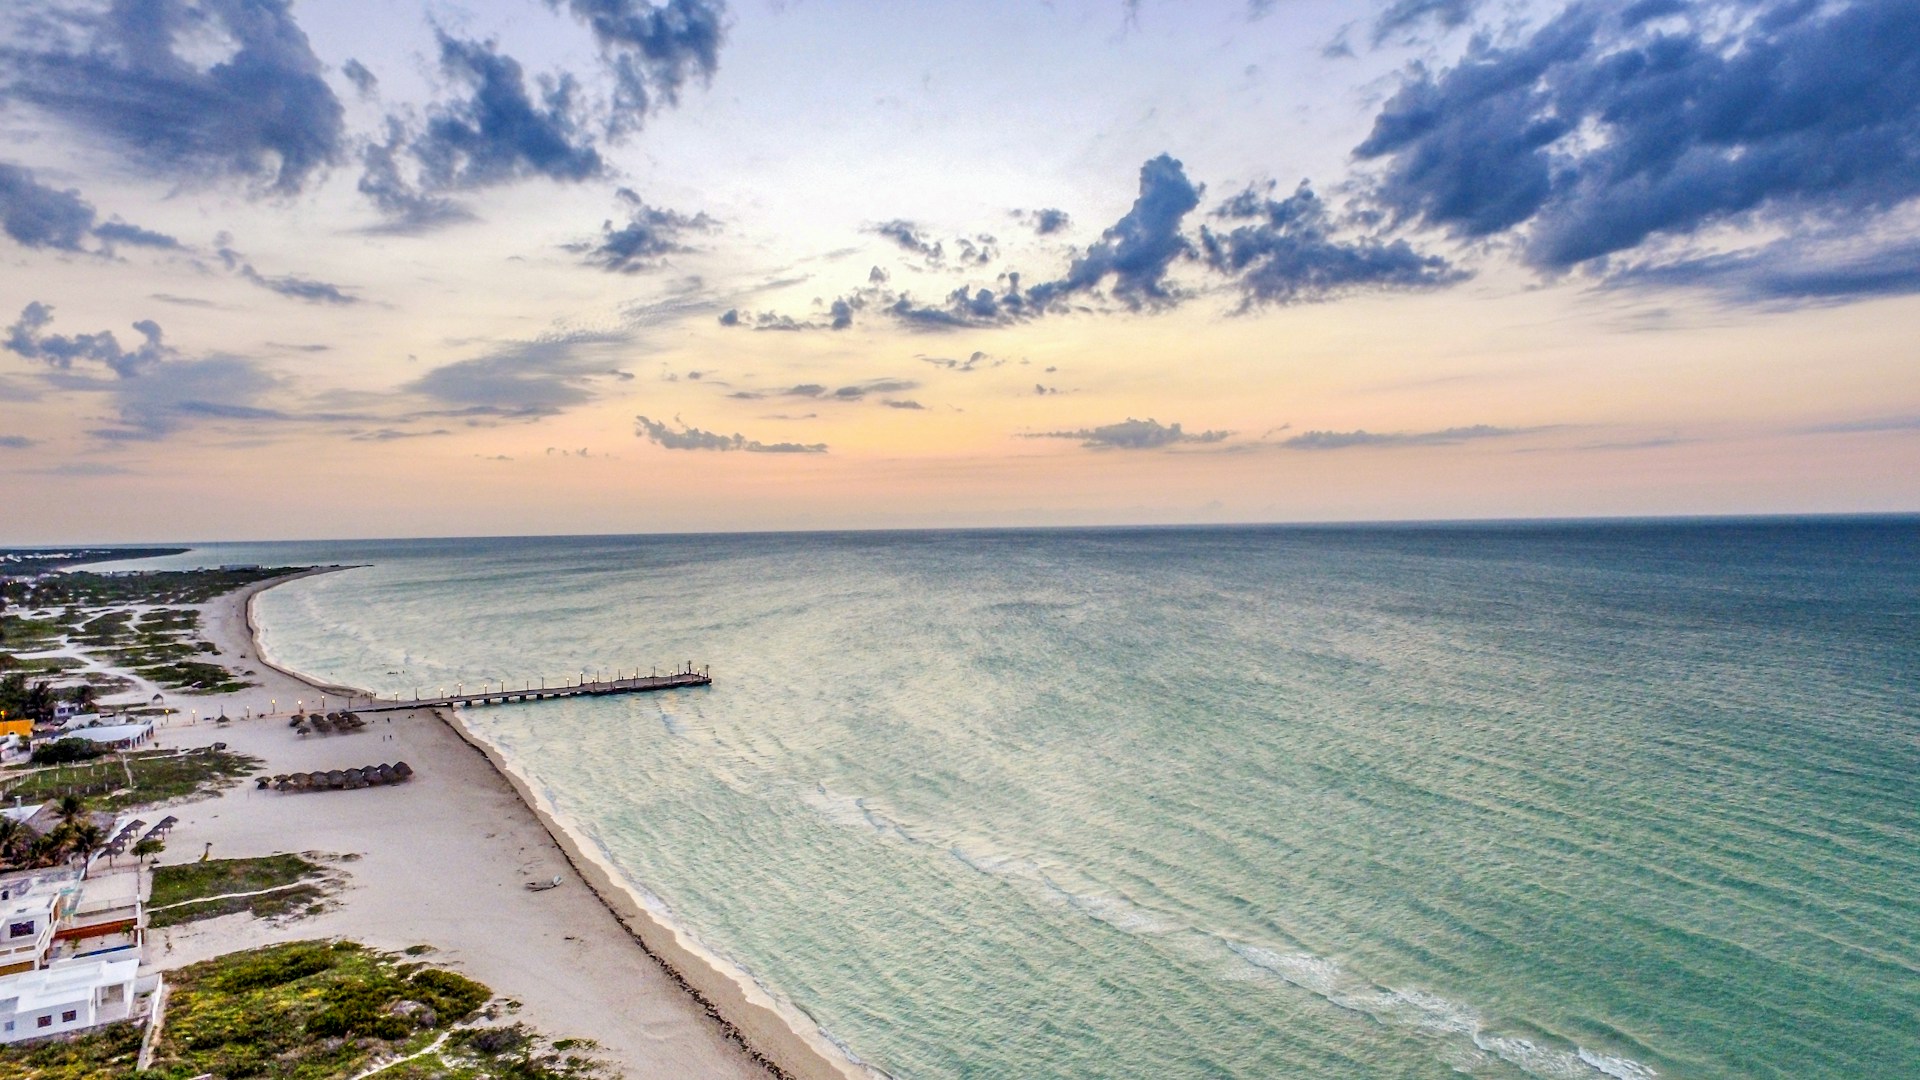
[339,666,712,714]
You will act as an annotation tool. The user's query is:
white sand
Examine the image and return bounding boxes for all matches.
[138,573,779,1080]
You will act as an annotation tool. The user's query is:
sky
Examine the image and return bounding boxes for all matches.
[0,0,1916,543]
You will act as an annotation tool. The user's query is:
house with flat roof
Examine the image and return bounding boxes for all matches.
[62,722,153,750]
[52,868,145,963]
[0,955,140,1043]
[0,868,81,977]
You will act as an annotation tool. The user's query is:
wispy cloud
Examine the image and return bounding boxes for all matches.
[1026,417,1230,450]
[1279,425,1528,450]
[635,415,827,453]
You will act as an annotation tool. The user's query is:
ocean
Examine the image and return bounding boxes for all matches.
[120,519,1920,1078]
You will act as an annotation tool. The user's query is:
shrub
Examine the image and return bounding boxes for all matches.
[410,968,491,1020]
[213,941,340,992]
[30,737,105,765]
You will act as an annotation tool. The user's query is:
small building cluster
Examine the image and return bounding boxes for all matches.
[0,822,159,1044]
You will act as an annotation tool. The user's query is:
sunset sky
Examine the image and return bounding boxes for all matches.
[2,0,1916,542]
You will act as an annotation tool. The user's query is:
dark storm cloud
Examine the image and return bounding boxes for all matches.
[1279,424,1523,449]
[1354,0,1920,300]
[4,302,172,378]
[1025,154,1203,311]
[1026,417,1230,450]
[548,0,726,137]
[570,188,714,272]
[407,331,631,414]
[412,32,604,190]
[0,0,345,194]
[0,164,180,253]
[635,414,826,453]
[1202,181,1462,307]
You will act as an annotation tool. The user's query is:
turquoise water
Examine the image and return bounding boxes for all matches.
[143,521,1920,1078]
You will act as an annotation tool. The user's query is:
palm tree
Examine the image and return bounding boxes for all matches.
[132,836,163,866]
[69,685,96,714]
[63,821,105,863]
[54,792,89,830]
[0,817,27,868]
[24,681,54,724]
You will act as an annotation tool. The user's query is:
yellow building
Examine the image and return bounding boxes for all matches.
[0,715,31,741]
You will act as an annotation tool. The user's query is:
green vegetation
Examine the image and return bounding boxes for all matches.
[10,566,307,608]
[149,854,334,929]
[0,547,187,573]
[0,793,106,871]
[0,1010,144,1080]
[129,659,249,694]
[0,942,605,1080]
[0,566,312,695]
[1,748,260,811]
[29,737,108,765]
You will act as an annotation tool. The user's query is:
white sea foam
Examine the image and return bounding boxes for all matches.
[1226,942,1655,1080]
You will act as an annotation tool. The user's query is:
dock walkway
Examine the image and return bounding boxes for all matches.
[340,667,712,714]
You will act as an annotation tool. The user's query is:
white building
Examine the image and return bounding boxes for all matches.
[51,870,145,963]
[0,955,140,1043]
[0,868,80,977]
[61,722,153,749]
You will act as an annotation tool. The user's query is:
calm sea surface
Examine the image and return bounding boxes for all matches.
[123,520,1919,1079]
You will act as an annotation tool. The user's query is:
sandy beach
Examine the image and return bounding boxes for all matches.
[131,570,817,1080]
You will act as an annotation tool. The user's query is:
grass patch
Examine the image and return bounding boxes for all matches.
[0,940,607,1080]
[131,659,250,693]
[15,567,309,608]
[1,749,261,810]
[0,1009,144,1080]
[149,883,328,929]
[0,940,494,1080]
[148,853,331,930]
[153,941,493,1079]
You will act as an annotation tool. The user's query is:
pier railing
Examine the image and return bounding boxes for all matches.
[343,666,713,714]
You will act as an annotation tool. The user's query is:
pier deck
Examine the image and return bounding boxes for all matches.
[337,669,712,714]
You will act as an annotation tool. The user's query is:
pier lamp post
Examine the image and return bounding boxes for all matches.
[270,698,277,715]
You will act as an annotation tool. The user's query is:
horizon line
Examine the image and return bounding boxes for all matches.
[9,509,1918,550]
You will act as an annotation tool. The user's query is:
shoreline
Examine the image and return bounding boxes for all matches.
[236,568,872,1080]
